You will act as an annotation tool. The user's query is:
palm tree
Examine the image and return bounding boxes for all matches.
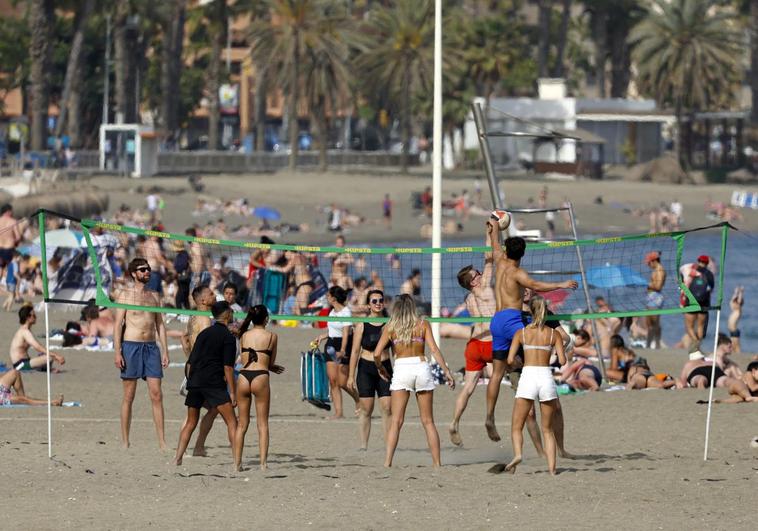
[159,0,186,143]
[114,1,138,123]
[630,0,743,165]
[205,0,227,150]
[359,0,434,173]
[28,0,54,151]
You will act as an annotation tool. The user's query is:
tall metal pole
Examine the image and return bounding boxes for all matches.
[568,202,606,381]
[703,309,722,461]
[38,211,52,458]
[431,0,442,341]
[472,102,502,209]
[102,13,111,126]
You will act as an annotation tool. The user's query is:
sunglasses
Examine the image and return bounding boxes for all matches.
[369,298,384,304]
[135,266,151,273]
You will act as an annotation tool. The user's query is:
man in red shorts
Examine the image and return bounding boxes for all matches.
[448,251,496,447]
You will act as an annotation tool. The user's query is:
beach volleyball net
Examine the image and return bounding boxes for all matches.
[30,210,730,324]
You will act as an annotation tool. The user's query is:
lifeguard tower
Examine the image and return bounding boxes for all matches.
[99,124,158,177]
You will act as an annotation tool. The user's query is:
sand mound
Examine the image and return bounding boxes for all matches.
[626,153,692,184]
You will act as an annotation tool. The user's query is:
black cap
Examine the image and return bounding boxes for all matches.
[211,300,231,319]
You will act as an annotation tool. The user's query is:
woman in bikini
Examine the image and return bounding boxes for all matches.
[506,295,566,475]
[347,289,392,450]
[625,360,676,390]
[233,305,284,471]
[372,294,454,467]
[605,335,637,383]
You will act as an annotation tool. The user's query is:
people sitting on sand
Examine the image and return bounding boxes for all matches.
[605,334,636,383]
[625,358,676,390]
[0,368,63,406]
[81,304,114,340]
[727,286,744,353]
[742,361,758,397]
[594,297,622,355]
[571,329,596,358]
[677,342,757,403]
[10,305,65,371]
[561,357,602,391]
[713,333,742,379]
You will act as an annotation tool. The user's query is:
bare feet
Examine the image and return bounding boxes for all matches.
[158,440,168,451]
[504,455,521,474]
[121,441,130,449]
[558,449,576,459]
[52,394,64,406]
[549,468,558,476]
[327,414,344,420]
[192,447,208,457]
[449,424,463,447]
[485,418,501,442]
[260,463,267,471]
[172,456,182,466]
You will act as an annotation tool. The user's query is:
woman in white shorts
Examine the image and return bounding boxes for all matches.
[372,294,454,467]
[505,295,566,475]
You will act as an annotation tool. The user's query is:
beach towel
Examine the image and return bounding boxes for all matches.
[300,348,330,411]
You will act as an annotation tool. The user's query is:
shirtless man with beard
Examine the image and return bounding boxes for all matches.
[113,258,169,449]
[325,234,353,290]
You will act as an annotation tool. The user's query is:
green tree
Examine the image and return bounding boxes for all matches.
[0,15,29,116]
[28,0,54,151]
[359,0,434,173]
[630,0,743,164]
[158,0,186,141]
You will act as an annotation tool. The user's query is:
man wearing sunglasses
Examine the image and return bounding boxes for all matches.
[113,258,170,450]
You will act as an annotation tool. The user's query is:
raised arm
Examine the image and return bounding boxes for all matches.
[514,269,578,292]
[482,228,495,286]
[486,220,503,262]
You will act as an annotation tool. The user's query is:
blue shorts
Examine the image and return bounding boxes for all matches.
[146,271,163,294]
[121,341,163,380]
[491,309,524,360]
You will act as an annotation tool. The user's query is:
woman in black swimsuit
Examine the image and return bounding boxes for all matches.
[347,289,392,450]
[233,305,284,471]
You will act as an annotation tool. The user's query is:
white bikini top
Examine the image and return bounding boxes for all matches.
[522,328,554,352]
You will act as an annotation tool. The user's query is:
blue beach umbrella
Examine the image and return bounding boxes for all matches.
[253,206,281,221]
[574,263,647,289]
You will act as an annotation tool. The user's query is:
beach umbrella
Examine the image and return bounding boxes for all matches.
[538,288,571,310]
[253,206,281,221]
[33,229,84,248]
[574,263,647,289]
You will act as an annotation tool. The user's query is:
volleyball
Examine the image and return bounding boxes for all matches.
[490,210,511,231]
[750,436,758,449]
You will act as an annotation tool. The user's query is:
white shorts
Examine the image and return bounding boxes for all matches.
[390,357,436,393]
[515,366,557,402]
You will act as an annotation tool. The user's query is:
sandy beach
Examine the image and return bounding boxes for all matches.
[2,170,758,530]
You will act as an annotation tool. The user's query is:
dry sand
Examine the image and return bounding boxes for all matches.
[86,171,758,243]
[3,171,758,529]
[2,314,758,530]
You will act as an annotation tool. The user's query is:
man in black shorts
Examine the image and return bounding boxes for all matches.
[173,301,238,465]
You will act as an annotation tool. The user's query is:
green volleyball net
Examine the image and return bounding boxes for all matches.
[33,210,730,323]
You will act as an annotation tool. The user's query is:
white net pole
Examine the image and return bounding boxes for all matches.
[430,0,442,342]
[703,309,722,461]
[45,301,52,458]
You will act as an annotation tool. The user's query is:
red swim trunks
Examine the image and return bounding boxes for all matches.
[465,339,493,372]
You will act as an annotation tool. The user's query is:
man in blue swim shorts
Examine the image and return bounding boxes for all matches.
[483,220,577,442]
[113,258,169,450]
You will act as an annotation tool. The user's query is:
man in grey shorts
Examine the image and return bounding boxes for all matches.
[113,258,169,450]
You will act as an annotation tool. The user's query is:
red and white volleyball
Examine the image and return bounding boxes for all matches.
[490,210,511,231]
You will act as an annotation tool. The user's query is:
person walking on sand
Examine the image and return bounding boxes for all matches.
[113,258,169,450]
[347,289,393,450]
[504,295,566,475]
[484,220,577,442]
[174,301,239,465]
[10,305,65,371]
[372,294,455,468]
[644,251,666,349]
[313,286,359,419]
[448,252,495,447]
[233,305,284,471]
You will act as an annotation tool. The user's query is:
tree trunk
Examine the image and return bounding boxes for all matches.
[288,30,300,170]
[674,98,682,166]
[28,0,54,151]
[160,0,185,140]
[551,0,571,78]
[114,2,137,123]
[254,67,267,152]
[54,0,94,139]
[609,21,631,97]
[316,102,327,172]
[537,0,551,78]
[593,5,608,98]
[401,60,411,174]
[751,0,758,127]
[207,0,227,150]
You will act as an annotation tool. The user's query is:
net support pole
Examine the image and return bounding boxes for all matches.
[430,0,442,342]
[567,202,607,381]
[472,102,503,209]
[703,308,722,461]
[38,210,52,458]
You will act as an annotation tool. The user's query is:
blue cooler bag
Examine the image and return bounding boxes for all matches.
[300,348,331,411]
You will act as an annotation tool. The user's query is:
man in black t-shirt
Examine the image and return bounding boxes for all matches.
[173,301,238,466]
[684,255,715,347]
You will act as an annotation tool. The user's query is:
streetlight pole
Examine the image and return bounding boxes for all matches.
[102,13,111,125]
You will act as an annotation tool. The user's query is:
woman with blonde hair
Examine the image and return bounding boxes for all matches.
[373,294,454,467]
[505,295,565,475]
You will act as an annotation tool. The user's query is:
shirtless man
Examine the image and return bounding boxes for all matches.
[678,348,757,403]
[180,285,219,456]
[0,204,26,281]
[113,258,169,449]
[10,305,65,371]
[139,231,169,294]
[644,251,666,349]
[449,255,496,447]
[82,305,113,339]
[727,286,744,353]
[186,228,210,296]
[280,250,313,314]
[484,220,577,442]
[325,234,353,290]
